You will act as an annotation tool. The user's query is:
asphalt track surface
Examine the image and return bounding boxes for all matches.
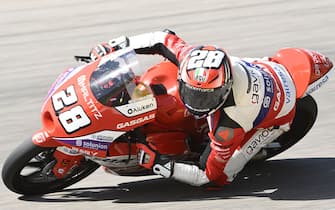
[0,0,334,209]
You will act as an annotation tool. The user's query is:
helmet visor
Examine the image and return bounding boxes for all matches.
[179,80,231,116]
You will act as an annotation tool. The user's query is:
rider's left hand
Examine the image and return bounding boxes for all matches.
[137,143,174,178]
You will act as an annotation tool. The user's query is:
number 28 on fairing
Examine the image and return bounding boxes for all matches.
[51,85,91,133]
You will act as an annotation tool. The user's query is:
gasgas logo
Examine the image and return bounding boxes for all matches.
[249,69,260,104]
[116,113,155,129]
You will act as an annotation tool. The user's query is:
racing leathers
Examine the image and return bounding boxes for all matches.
[90,30,297,186]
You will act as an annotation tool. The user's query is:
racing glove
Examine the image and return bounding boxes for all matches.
[137,143,210,186]
[89,36,129,61]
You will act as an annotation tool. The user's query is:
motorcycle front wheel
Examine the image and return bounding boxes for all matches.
[2,139,100,195]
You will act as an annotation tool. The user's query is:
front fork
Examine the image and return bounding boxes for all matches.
[52,148,84,179]
[32,129,85,179]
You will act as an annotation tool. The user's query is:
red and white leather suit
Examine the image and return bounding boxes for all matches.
[101,30,297,186]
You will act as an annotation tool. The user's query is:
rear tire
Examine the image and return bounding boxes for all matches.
[252,94,318,161]
[2,139,100,195]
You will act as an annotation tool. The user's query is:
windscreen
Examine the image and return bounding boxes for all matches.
[90,48,153,107]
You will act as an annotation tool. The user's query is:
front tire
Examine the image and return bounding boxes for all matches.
[2,139,100,195]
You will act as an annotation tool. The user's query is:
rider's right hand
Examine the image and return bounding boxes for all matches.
[89,36,129,61]
[89,43,112,61]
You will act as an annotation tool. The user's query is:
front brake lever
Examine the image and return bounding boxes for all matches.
[74,55,92,63]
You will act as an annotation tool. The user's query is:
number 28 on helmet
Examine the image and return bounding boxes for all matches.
[178,46,233,118]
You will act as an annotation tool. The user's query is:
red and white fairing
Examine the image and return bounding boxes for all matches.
[33,48,207,164]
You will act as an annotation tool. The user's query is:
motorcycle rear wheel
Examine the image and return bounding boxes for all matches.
[252,94,318,161]
[2,139,100,195]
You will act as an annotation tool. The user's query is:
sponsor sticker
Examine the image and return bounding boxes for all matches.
[250,69,260,104]
[306,74,330,95]
[60,139,109,151]
[77,75,103,120]
[273,65,292,104]
[115,97,157,117]
[116,113,156,129]
[253,70,275,127]
[244,128,273,156]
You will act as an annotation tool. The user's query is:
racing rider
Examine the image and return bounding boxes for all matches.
[89,30,333,187]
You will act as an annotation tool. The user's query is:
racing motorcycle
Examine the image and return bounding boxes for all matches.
[2,47,333,195]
